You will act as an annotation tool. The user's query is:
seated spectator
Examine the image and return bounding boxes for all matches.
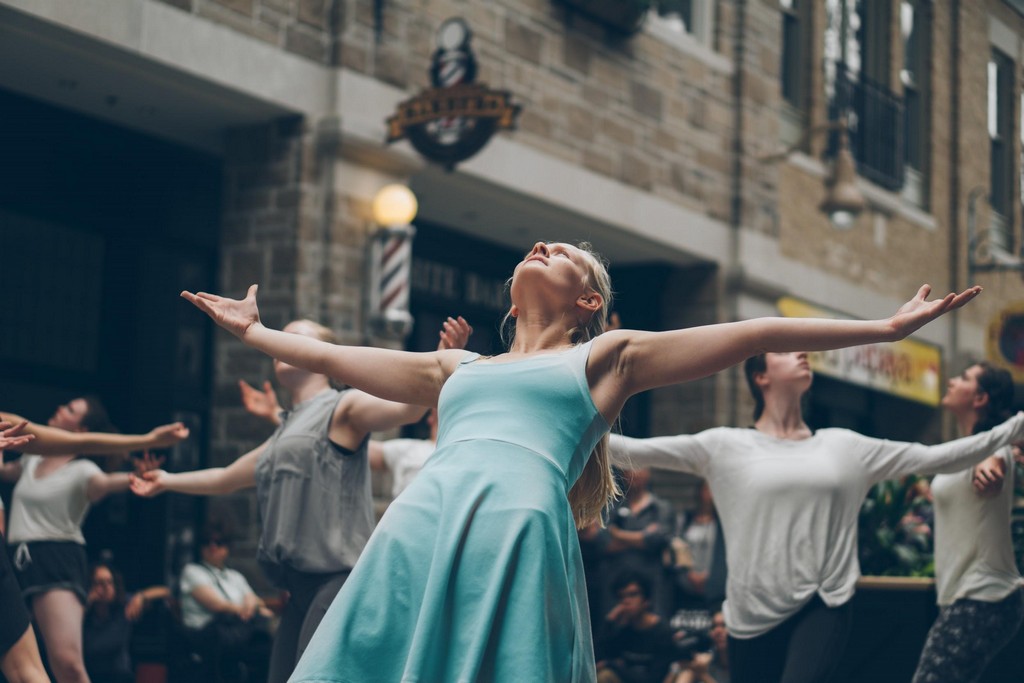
[603,468,676,618]
[669,610,730,683]
[179,522,271,683]
[669,481,726,652]
[596,572,676,683]
[83,561,169,683]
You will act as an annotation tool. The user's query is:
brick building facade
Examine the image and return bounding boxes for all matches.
[2,0,1024,587]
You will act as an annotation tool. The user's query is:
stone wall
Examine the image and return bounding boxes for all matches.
[152,0,339,63]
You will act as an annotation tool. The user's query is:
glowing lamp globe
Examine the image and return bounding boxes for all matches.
[373,184,418,227]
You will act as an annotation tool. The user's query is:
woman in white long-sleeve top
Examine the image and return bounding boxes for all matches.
[911,362,1023,683]
[609,351,1024,683]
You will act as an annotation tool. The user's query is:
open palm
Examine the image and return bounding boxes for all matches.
[129,470,168,497]
[181,284,262,339]
[889,285,982,339]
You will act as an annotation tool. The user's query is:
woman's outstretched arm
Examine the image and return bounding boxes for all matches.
[183,286,464,407]
[0,413,189,456]
[594,285,980,403]
[130,443,265,498]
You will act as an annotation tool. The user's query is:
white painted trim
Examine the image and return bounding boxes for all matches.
[787,152,937,231]
[2,0,331,116]
[989,14,1018,59]
[643,9,733,75]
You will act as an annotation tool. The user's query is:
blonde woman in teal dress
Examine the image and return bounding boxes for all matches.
[183,241,980,683]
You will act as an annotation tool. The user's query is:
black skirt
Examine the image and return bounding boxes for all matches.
[8,539,89,604]
[0,532,32,657]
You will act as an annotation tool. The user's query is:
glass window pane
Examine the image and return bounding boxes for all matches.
[989,59,999,139]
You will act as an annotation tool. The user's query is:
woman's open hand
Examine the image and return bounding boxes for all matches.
[240,380,281,423]
[129,470,170,497]
[182,284,263,339]
[148,422,189,449]
[438,316,473,351]
[0,420,34,451]
[889,285,982,340]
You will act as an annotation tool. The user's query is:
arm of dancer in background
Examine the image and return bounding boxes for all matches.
[851,414,1024,484]
[84,451,165,502]
[0,412,188,456]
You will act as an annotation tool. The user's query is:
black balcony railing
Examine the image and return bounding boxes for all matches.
[829,63,905,192]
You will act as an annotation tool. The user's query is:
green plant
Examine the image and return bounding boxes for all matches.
[858,476,935,577]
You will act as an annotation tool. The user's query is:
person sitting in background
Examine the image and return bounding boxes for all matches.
[600,468,676,618]
[596,572,676,683]
[83,561,170,683]
[670,610,730,683]
[179,522,271,683]
[669,480,726,653]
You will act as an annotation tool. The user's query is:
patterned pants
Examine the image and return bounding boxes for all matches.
[911,590,1024,683]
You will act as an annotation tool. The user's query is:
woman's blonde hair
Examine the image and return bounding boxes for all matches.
[501,242,621,528]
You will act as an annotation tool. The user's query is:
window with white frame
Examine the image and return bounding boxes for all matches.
[989,49,1015,252]
[900,0,930,207]
[646,0,713,47]
[779,0,809,148]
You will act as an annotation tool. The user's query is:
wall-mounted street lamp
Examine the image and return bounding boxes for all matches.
[967,186,1024,282]
[759,117,866,229]
[367,184,418,340]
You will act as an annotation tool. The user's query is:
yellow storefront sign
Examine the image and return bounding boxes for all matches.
[777,297,942,406]
[986,303,1024,382]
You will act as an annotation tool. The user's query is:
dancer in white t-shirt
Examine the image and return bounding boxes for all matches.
[0,405,186,683]
[911,362,1024,683]
[610,352,1024,683]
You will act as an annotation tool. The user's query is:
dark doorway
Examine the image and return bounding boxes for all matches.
[0,87,220,590]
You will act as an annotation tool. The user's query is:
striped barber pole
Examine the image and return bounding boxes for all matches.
[369,224,416,339]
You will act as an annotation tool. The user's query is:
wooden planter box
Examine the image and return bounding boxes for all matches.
[555,0,647,36]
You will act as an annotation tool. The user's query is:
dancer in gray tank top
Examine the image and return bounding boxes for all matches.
[131,316,471,683]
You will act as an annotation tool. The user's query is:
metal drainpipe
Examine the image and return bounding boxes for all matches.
[726,0,748,427]
[948,0,961,382]
[317,0,343,327]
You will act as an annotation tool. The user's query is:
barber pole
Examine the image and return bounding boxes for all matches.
[368,224,416,339]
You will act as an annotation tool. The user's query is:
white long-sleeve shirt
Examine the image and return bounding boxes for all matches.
[609,413,1024,638]
[931,445,1023,606]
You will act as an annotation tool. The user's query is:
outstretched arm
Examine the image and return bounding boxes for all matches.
[183,286,465,407]
[0,413,189,456]
[87,453,165,502]
[861,412,1024,482]
[590,285,981,416]
[130,443,265,497]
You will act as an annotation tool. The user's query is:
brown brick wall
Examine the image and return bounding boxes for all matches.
[153,0,338,63]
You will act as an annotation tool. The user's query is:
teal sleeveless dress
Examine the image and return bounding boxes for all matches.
[289,342,608,683]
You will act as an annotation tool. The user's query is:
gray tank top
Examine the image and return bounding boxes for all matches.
[254,388,373,583]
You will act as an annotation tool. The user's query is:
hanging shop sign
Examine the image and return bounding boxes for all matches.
[777,297,942,406]
[986,303,1024,382]
[386,18,521,169]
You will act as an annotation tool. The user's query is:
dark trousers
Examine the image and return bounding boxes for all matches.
[728,596,853,683]
[911,590,1024,683]
[267,568,350,683]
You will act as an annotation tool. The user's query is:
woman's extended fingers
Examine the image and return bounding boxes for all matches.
[946,286,983,311]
